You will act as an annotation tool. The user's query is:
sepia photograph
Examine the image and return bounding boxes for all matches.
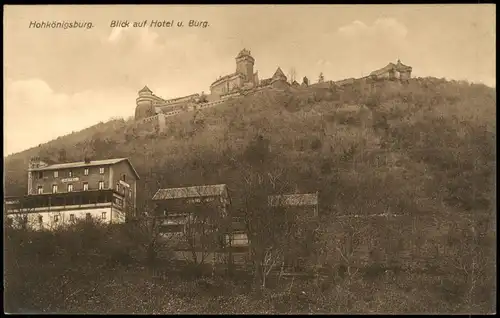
[3,4,496,314]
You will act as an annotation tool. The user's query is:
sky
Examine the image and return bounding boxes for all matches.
[3,4,496,156]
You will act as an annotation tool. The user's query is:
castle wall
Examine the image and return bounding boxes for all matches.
[135,114,162,134]
[271,79,290,90]
[159,94,199,105]
[221,91,241,100]
[253,72,259,86]
[157,113,166,133]
[157,103,186,114]
[135,98,156,120]
[310,81,335,89]
[400,71,411,80]
[211,75,243,96]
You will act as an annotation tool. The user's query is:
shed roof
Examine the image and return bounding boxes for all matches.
[152,184,228,201]
[396,61,412,71]
[268,193,319,207]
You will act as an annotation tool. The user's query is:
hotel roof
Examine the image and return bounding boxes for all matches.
[28,158,140,179]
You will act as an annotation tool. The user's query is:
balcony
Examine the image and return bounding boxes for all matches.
[4,189,127,214]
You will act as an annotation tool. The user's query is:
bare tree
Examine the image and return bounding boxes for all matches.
[158,186,231,275]
[289,68,297,83]
[239,168,320,288]
[123,199,167,269]
[5,198,39,231]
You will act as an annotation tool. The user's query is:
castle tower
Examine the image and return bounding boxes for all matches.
[135,86,156,120]
[235,49,255,84]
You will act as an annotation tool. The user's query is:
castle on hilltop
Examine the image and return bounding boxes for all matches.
[134,49,292,128]
[369,59,412,80]
[134,50,412,131]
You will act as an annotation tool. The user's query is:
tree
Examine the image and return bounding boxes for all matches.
[58,148,67,162]
[289,68,297,83]
[238,166,319,288]
[302,76,309,87]
[124,213,165,269]
[318,72,324,83]
[157,186,231,277]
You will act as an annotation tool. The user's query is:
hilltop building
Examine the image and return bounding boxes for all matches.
[134,49,291,125]
[210,49,260,97]
[5,157,140,230]
[133,52,412,131]
[369,59,412,80]
[135,85,201,121]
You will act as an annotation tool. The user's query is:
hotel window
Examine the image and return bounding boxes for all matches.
[68,171,73,178]
[99,167,105,174]
[84,168,89,176]
[116,183,120,192]
[70,214,75,222]
[54,215,59,223]
[83,182,89,191]
[37,186,44,194]
[122,174,126,182]
[67,184,74,192]
[52,185,58,193]
[38,171,43,179]
[54,171,59,178]
[98,181,104,190]
[102,212,107,220]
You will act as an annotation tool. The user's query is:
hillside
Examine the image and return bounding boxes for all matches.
[3,77,496,313]
[5,77,495,213]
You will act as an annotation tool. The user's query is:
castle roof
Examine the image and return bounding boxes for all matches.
[259,78,272,86]
[139,86,152,94]
[236,48,253,59]
[370,60,412,76]
[210,72,245,87]
[396,60,412,71]
[370,63,396,76]
[272,67,287,79]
